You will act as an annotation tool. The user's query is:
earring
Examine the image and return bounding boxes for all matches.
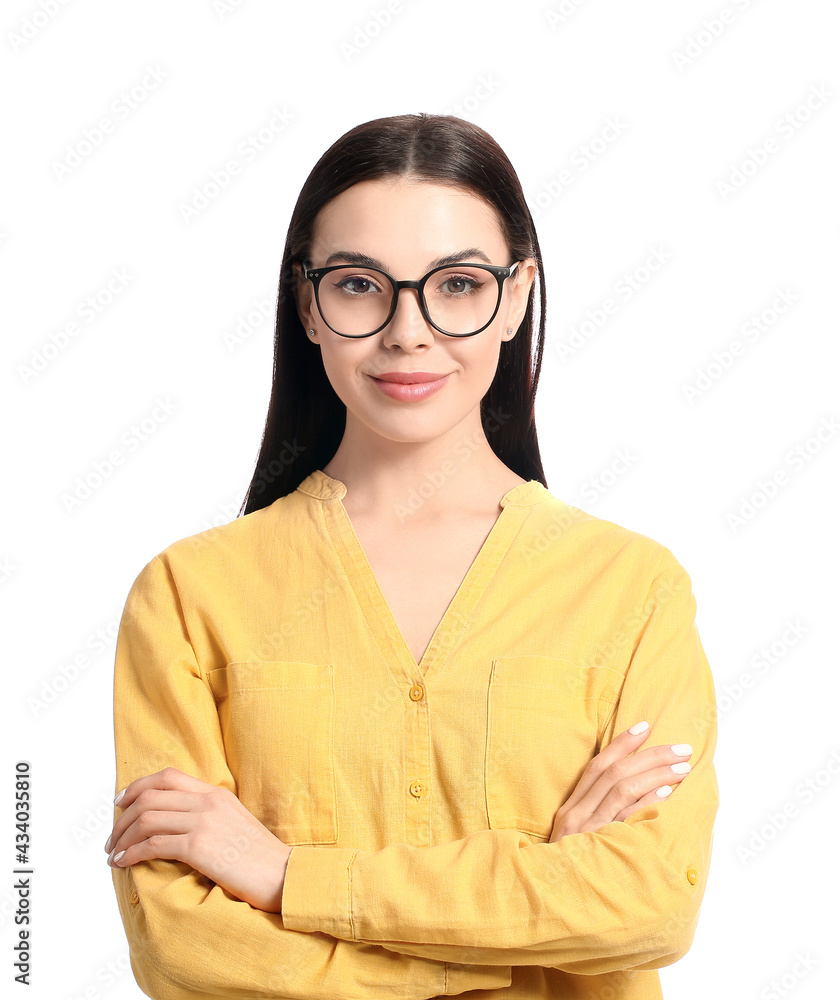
[308,329,315,337]
[506,327,513,335]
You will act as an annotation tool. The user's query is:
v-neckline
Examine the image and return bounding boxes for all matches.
[298,469,548,683]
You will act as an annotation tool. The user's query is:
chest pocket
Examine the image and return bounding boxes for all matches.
[207,661,338,846]
[485,655,624,841]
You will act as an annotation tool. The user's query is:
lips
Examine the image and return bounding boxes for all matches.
[368,372,451,401]
[371,372,449,384]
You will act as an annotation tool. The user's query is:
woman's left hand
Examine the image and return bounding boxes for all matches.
[104,767,292,914]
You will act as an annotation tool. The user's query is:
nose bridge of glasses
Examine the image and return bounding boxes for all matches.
[389,277,429,324]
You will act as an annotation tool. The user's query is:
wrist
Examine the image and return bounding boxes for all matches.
[245,841,294,914]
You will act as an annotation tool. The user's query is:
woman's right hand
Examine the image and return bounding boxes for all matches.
[549,721,693,842]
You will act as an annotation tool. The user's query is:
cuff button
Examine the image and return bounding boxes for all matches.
[686,867,699,885]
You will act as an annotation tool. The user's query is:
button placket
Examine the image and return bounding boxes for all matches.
[404,673,432,844]
[307,469,551,849]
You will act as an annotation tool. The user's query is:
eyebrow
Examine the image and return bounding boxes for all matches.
[322,247,493,270]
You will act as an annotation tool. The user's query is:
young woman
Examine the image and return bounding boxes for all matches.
[106,113,718,1000]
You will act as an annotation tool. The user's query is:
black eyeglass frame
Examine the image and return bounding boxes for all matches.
[302,260,522,338]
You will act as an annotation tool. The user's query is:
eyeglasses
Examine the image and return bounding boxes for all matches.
[302,260,522,338]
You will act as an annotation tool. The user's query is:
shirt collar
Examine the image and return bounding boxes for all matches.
[295,469,550,507]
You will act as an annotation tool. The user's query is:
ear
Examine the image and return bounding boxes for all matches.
[502,257,537,338]
[291,262,318,336]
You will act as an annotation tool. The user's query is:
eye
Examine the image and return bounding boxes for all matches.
[439,274,482,296]
[333,274,382,295]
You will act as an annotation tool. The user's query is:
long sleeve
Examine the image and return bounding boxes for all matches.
[280,545,719,975]
[111,554,512,999]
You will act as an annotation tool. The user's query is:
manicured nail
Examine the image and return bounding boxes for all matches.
[104,834,112,853]
[671,744,693,757]
[656,785,673,797]
[112,850,125,865]
[114,788,126,805]
[628,721,649,735]
[671,762,691,774]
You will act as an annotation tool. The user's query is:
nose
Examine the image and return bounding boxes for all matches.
[381,286,434,348]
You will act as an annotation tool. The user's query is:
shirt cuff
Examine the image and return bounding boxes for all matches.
[281,845,359,937]
[280,845,513,994]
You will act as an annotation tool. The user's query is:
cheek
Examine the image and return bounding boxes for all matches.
[457,342,502,389]
[319,351,396,420]
[318,348,365,396]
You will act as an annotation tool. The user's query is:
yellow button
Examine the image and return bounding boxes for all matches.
[129,888,140,905]
[409,781,425,798]
[686,867,698,885]
[409,684,424,701]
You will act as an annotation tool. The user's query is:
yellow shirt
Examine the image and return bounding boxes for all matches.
[111,468,718,1000]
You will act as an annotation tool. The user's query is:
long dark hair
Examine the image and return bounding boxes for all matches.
[240,113,548,516]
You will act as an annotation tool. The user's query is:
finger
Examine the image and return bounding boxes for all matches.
[105,786,200,853]
[562,749,691,832]
[614,770,693,822]
[551,737,694,838]
[106,767,211,852]
[592,760,692,826]
[581,741,693,813]
[561,720,652,810]
[110,831,191,868]
[114,767,210,813]
[108,809,195,865]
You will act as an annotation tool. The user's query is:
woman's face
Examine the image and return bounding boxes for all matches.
[294,176,536,447]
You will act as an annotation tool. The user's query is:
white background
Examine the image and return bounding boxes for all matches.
[3,0,838,997]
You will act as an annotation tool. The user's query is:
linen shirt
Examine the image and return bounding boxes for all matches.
[111,468,718,1000]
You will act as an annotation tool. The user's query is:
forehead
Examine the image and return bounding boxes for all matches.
[311,178,507,264]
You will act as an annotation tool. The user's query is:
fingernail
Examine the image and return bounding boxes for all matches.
[628,721,649,735]
[112,851,126,865]
[114,788,126,805]
[656,785,673,798]
[671,762,691,774]
[671,744,693,756]
[105,834,112,853]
